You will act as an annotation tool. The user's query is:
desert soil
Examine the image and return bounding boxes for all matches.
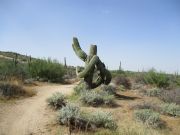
[0,83,76,135]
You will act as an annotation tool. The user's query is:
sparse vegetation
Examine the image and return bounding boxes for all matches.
[130,101,160,112]
[159,89,180,105]
[1,51,180,135]
[47,92,66,109]
[134,109,164,128]
[144,88,162,97]
[160,103,180,117]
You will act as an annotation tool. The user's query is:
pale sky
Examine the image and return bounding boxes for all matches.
[0,0,180,73]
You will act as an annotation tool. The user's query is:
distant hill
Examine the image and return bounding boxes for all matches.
[0,51,35,63]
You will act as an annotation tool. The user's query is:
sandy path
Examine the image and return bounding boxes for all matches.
[0,83,75,135]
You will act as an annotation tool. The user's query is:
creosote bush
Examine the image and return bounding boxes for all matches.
[47,92,66,109]
[134,109,163,128]
[58,103,117,131]
[160,103,180,117]
[80,90,115,107]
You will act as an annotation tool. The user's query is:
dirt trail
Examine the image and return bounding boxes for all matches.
[0,83,76,135]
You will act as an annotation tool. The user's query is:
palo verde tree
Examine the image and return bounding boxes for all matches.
[72,37,111,89]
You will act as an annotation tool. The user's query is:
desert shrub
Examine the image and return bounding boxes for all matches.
[73,81,87,95]
[80,90,115,107]
[58,103,81,125]
[112,75,132,89]
[29,58,65,82]
[47,92,66,109]
[159,89,180,105]
[134,109,163,128]
[143,69,170,88]
[100,85,116,94]
[90,111,117,130]
[58,103,94,131]
[160,103,180,117]
[144,88,162,97]
[58,103,117,131]
[0,82,35,97]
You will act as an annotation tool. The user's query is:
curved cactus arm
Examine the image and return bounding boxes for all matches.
[104,69,112,84]
[91,76,103,88]
[96,60,112,84]
[89,45,97,56]
[76,55,99,78]
[72,37,87,62]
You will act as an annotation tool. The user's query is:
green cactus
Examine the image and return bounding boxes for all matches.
[13,53,18,67]
[72,37,111,89]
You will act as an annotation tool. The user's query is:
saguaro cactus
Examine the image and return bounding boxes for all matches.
[72,37,111,89]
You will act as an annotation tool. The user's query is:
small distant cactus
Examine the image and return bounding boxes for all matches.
[13,53,18,67]
[72,37,111,89]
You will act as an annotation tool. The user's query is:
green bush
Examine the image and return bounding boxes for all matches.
[47,92,66,109]
[0,59,29,81]
[134,109,163,128]
[90,111,117,130]
[160,103,180,117]
[80,90,115,107]
[143,69,170,88]
[29,58,65,82]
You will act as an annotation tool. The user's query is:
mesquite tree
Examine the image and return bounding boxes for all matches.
[72,37,111,89]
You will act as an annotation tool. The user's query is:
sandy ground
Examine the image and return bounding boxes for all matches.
[0,83,75,135]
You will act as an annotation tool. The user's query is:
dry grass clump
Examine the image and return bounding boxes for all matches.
[159,89,180,105]
[0,82,36,98]
[129,101,160,112]
[112,75,132,89]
